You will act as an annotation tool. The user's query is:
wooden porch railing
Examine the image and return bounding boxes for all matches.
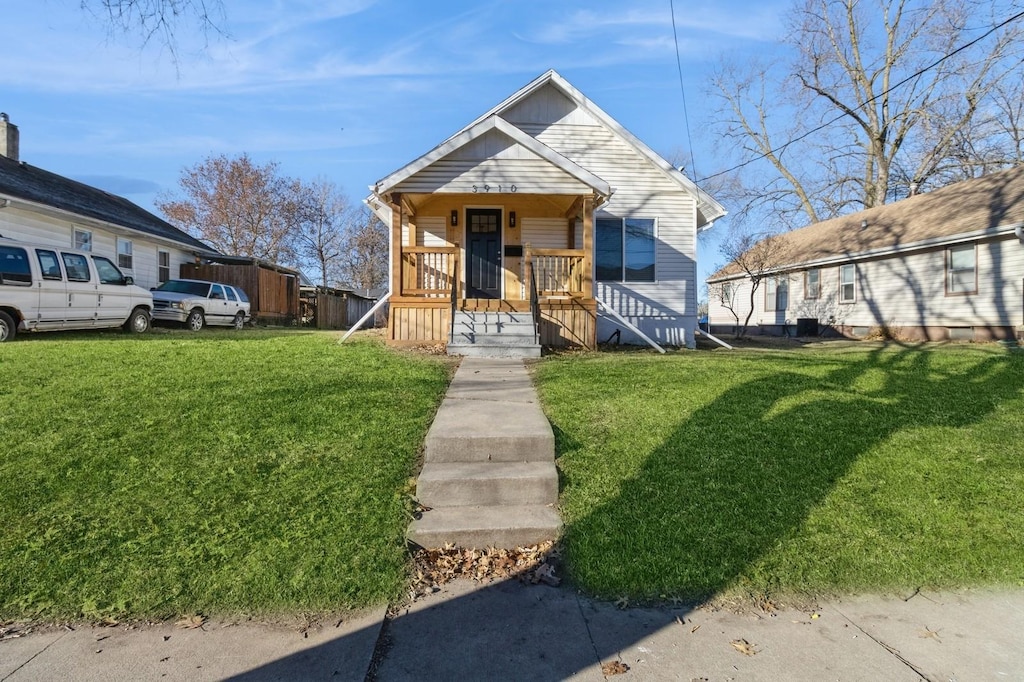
[524,246,585,297]
[400,246,459,298]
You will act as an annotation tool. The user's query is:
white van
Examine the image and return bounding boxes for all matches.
[0,236,153,342]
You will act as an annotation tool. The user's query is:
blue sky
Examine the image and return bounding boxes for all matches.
[6,0,788,282]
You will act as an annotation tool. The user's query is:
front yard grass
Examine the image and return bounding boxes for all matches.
[535,344,1024,603]
[0,330,451,620]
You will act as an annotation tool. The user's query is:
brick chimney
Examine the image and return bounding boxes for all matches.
[0,113,19,162]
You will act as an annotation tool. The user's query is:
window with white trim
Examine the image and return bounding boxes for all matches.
[117,238,133,270]
[839,264,856,303]
[596,217,656,282]
[805,269,820,299]
[946,244,977,294]
[158,250,171,283]
[73,228,92,252]
[765,277,789,311]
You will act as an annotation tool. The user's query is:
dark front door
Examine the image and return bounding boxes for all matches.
[466,208,502,298]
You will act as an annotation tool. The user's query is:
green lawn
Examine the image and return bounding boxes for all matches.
[0,329,451,620]
[534,344,1024,603]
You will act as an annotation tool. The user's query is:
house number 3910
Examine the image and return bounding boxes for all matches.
[471,184,517,193]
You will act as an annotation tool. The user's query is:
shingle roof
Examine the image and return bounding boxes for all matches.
[0,155,214,252]
[709,164,1024,281]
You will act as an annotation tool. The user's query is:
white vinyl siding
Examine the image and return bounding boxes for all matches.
[503,85,699,345]
[708,236,1024,333]
[521,218,569,249]
[0,204,198,290]
[416,216,448,246]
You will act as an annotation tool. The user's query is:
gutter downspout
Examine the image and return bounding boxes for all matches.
[1016,224,1024,243]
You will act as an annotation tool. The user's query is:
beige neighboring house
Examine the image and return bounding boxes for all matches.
[0,114,215,290]
[707,165,1024,341]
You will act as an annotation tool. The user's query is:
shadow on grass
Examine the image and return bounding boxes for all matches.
[562,345,1024,601]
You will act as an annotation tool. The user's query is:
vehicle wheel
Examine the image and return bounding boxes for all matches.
[0,310,16,342]
[232,312,245,330]
[186,309,205,331]
[124,307,151,334]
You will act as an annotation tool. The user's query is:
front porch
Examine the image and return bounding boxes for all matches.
[383,191,602,351]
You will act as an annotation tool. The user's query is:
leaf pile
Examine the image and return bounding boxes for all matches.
[409,542,560,600]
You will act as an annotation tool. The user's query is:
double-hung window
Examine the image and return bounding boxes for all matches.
[73,228,92,251]
[765,277,789,311]
[946,244,977,294]
[839,264,856,303]
[117,238,133,270]
[804,269,820,299]
[596,217,656,282]
[158,250,171,283]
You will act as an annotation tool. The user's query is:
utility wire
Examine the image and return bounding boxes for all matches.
[697,9,1024,184]
[669,0,699,181]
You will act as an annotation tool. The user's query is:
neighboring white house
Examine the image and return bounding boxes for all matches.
[0,115,215,290]
[707,165,1024,341]
[368,70,727,350]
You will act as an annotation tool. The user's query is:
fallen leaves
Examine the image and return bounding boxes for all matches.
[601,660,630,675]
[409,542,560,601]
[175,614,206,629]
[730,639,759,656]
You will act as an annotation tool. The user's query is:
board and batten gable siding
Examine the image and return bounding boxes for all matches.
[0,203,196,290]
[709,235,1024,337]
[505,82,700,346]
[391,128,592,196]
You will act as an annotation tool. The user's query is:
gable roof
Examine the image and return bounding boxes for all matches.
[457,69,727,227]
[373,114,611,198]
[709,164,1024,281]
[0,155,214,252]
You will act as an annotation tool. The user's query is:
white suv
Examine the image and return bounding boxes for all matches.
[151,279,251,331]
[0,236,153,342]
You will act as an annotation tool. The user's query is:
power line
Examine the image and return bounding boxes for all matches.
[669,0,698,180]
[697,9,1024,184]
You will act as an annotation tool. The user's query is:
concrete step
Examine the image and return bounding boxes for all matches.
[450,332,539,346]
[417,462,558,508]
[447,343,541,359]
[424,398,554,462]
[408,504,562,549]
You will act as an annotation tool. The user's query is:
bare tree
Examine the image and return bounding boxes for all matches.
[342,207,388,291]
[716,231,792,339]
[81,0,226,59]
[293,179,349,288]
[711,0,1024,228]
[158,154,298,263]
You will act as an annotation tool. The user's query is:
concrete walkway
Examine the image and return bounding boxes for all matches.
[408,357,561,549]
[4,584,1022,680]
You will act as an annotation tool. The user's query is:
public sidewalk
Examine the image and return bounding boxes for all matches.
[3,582,1022,680]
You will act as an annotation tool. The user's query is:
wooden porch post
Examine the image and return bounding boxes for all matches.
[390,194,402,297]
[582,195,593,300]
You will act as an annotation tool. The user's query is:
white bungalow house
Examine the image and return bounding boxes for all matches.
[707,164,1024,342]
[367,70,726,353]
[0,114,215,289]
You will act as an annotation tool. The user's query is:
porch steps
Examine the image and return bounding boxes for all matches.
[408,358,561,550]
[447,310,541,359]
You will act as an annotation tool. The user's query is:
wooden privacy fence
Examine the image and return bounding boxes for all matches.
[180,263,299,323]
